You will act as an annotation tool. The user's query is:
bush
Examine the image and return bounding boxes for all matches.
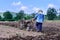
[24,15,32,20]
[47,8,57,20]
[5,19,15,21]
[3,11,13,20]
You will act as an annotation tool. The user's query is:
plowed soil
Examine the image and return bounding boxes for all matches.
[0,20,60,40]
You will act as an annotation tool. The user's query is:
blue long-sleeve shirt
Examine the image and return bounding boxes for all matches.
[34,13,44,23]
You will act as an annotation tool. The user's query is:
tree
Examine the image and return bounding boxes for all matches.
[47,8,57,20]
[58,15,60,20]
[31,13,36,18]
[0,15,2,21]
[57,9,60,20]
[15,10,25,20]
[3,11,13,20]
[24,15,32,20]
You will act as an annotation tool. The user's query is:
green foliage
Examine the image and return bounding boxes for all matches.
[0,19,4,21]
[15,10,25,20]
[44,15,48,20]
[58,15,60,20]
[24,15,32,20]
[0,8,59,21]
[57,15,60,20]
[0,16,2,19]
[3,11,13,21]
[47,8,57,20]
[0,15,2,21]
[31,13,35,18]
[4,19,15,21]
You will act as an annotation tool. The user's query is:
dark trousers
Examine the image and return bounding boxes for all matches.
[36,22,42,32]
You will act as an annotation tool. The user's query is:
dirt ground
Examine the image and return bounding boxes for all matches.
[0,25,44,40]
[0,21,60,40]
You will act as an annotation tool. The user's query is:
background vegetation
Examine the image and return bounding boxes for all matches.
[0,7,60,21]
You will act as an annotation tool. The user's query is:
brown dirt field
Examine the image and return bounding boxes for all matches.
[0,25,44,40]
[43,21,60,33]
[0,21,60,40]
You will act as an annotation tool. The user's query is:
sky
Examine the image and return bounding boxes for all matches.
[0,0,60,14]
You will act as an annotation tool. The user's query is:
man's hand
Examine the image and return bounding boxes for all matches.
[31,18,35,23]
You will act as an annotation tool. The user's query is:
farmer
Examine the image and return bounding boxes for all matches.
[33,10,44,32]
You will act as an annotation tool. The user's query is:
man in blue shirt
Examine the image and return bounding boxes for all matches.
[34,10,44,32]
